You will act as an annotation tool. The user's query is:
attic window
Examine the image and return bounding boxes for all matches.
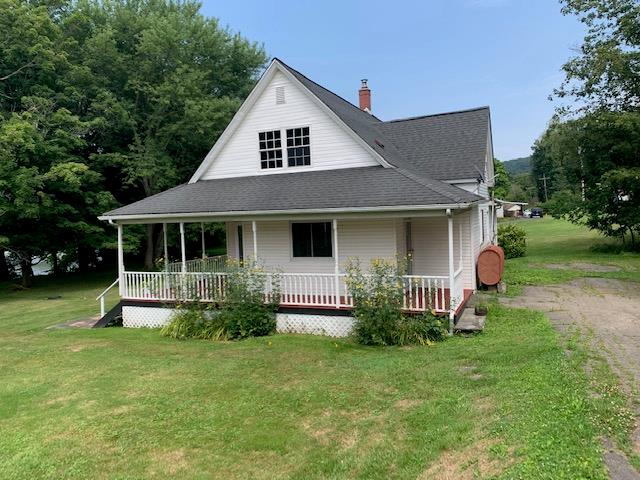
[259,130,282,169]
[286,127,311,166]
[275,86,285,105]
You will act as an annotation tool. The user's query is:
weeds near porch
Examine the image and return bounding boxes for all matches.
[160,306,228,341]
[345,258,447,346]
[161,260,280,341]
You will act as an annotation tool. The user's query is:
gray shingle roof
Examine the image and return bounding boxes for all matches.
[102,59,491,219]
[278,59,490,182]
[379,107,491,181]
[103,166,480,218]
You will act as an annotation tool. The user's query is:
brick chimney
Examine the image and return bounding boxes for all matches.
[359,79,371,112]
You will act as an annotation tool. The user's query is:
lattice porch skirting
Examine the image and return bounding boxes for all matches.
[122,305,354,337]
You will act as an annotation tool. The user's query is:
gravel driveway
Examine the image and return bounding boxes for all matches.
[501,277,640,480]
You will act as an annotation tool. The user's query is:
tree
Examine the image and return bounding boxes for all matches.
[531,110,640,248]
[0,0,267,283]
[492,159,511,200]
[0,98,116,285]
[555,0,640,113]
[58,0,268,269]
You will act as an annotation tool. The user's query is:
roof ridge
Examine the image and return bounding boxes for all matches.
[384,106,490,124]
[273,58,383,122]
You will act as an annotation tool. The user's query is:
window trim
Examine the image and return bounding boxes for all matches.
[258,129,283,170]
[289,220,334,260]
[257,126,312,172]
[285,126,311,167]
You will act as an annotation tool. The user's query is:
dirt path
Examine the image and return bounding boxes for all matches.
[500,278,640,480]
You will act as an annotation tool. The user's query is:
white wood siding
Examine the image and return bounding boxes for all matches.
[226,219,396,273]
[457,210,475,290]
[200,71,379,180]
[410,217,448,277]
[225,212,477,290]
[455,181,489,199]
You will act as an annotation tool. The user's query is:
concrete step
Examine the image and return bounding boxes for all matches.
[455,308,486,332]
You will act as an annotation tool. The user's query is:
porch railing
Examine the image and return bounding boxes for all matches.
[121,271,451,312]
[166,255,227,273]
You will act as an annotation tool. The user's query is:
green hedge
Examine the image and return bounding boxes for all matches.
[498,223,527,258]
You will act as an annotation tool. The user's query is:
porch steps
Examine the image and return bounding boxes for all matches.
[455,308,485,332]
[93,301,123,328]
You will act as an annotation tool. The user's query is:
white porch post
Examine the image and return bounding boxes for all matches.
[333,219,340,308]
[180,222,186,273]
[163,223,169,272]
[201,222,206,259]
[251,221,258,260]
[447,209,455,335]
[117,223,124,295]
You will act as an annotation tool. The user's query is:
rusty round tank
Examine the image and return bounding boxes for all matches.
[477,245,505,286]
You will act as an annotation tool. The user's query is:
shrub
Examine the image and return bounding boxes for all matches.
[345,258,448,346]
[161,305,228,341]
[395,312,448,346]
[220,260,279,339]
[498,223,527,258]
[345,258,404,345]
[162,260,279,341]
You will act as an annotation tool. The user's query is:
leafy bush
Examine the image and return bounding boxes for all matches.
[498,223,527,258]
[220,260,279,339]
[395,312,448,346]
[345,258,404,345]
[161,260,279,341]
[345,258,448,346]
[161,306,228,341]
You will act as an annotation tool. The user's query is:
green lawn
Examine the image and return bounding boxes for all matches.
[503,217,640,294]
[0,219,637,479]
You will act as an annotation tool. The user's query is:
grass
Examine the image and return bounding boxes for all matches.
[502,217,640,295]
[0,278,609,479]
[1,217,638,479]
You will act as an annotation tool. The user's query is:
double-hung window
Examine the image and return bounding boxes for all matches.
[259,130,283,169]
[286,127,310,166]
[291,222,332,257]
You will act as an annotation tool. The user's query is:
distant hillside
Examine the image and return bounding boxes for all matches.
[503,156,531,176]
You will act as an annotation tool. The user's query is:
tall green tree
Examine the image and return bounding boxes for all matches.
[59,0,267,268]
[555,0,640,113]
[539,0,640,247]
[492,159,511,200]
[0,0,267,283]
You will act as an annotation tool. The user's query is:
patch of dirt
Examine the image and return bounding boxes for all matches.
[110,405,134,415]
[66,340,110,352]
[500,278,640,478]
[544,262,621,272]
[149,448,188,476]
[393,399,423,410]
[45,394,77,406]
[418,438,514,480]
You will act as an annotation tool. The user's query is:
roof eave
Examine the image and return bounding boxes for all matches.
[99,202,479,224]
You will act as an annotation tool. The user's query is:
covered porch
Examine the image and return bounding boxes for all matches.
[102,208,475,329]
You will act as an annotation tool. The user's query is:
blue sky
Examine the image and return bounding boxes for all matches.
[200,0,585,161]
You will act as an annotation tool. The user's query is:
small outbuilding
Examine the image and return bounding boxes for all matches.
[495,199,528,218]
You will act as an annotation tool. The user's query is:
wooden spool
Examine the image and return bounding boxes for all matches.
[477,245,505,286]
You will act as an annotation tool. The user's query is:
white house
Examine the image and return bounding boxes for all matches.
[98,58,497,336]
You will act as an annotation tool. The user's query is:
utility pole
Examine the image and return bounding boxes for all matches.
[539,173,549,202]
